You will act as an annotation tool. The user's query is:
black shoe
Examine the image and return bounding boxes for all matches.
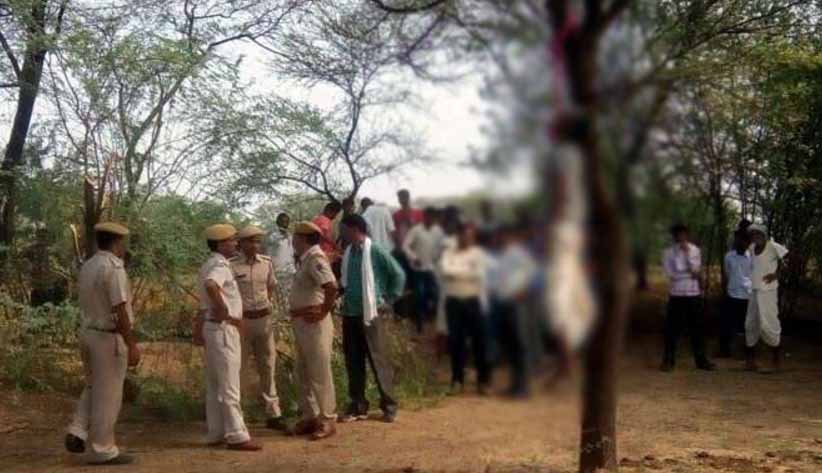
[266,417,287,431]
[338,404,368,423]
[382,409,397,423]
[90,454,135,466]
[659,362,674,372]
[478,384,491,396]
[64,434,85,454]
[448,382,465,396]
[505,387,530,400]
[696,361,717,371]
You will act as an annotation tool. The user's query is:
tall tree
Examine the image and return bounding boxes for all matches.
[0,0,67,264]
[211,1,431,204]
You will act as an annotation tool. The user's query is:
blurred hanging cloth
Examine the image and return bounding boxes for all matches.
[544,144,596,350]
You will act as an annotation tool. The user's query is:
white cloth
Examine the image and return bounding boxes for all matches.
[746,289,780,347]
[199,253,243,320]
[546,221,596,350]
[434,236,457,334]
[362,205,396,251]
[750,240,788,291]
[269,229,296,275]
[662,243,702,297]
[341,237,379,326]
[724,250,752,300]
[204,323,250,444]
[402,223,444,272]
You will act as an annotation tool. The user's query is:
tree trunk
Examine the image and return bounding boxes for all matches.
[577,124,631,473]
[0,1,48,265]
[556,19,632,473]
[83,177,102,257]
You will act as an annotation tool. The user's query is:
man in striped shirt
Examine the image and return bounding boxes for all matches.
[660,224,716,372]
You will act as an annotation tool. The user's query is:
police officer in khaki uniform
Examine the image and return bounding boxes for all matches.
[198,224,262,451]
[65,222,140,465]
[289,222,339,440]
[230,225,285,430]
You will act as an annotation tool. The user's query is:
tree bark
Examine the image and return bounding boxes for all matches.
[0,0,49,264]
[545,1,632,470]
[83,178,99,257]
[576,115,631,473]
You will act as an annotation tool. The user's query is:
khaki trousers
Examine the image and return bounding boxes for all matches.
[241,316,281,417]
[292,316,337,421]
[274,271,294,317]
[67,329,128,463]
[204,323,250,444]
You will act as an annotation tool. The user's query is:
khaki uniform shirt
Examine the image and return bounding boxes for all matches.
[198,253,243,320]
[77,251,132,330]
[289,245,336,311]
[230,253,277,312]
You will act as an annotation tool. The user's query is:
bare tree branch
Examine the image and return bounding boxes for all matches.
[0,29,21,80]
[368,0,448,14]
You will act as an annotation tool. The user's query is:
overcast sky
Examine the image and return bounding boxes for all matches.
[1,20,534,209]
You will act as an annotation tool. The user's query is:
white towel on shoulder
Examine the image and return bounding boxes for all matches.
[341,237,379,326]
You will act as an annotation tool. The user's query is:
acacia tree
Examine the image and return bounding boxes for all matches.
[209,1,431,205]
[0,0,67,264]
[40,0,308,253]
[361,1,817,472]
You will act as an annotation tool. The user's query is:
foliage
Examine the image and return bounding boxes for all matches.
[0,293,82,391]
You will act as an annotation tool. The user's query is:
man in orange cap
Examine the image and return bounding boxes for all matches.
[230,225,285,430]
[198,224,261,451]
[65,222,139,465]
[288,221,339,440]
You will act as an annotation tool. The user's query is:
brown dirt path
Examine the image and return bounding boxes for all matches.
[4,336,822,473]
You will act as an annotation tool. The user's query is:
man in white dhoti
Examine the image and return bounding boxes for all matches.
[745,224,789,373]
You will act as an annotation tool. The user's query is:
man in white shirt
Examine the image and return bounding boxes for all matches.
[402,207,444,333]
[198,224,261,451]
[65,222,139,465]
[270,213,295,276]
[719,230,752,358]
[745,224,789,373]
[661,224,715,372]
[361,197,397,251]
[440,222,491,394]
[269,212,296,315]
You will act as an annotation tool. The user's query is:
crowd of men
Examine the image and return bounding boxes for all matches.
[660,220,790,373]
[62,190,549,465]
[60,185,790,465]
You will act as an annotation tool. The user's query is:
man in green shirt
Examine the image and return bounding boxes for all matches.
[338,214,406,423]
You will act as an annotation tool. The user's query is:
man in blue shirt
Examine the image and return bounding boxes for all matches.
[338,214,406,423]
[719,230,752,358]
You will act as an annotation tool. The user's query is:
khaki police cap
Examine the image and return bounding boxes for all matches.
[237,225,266,240]
[94,222,129,236]
[293,221,321,235]
[205,224,237,241]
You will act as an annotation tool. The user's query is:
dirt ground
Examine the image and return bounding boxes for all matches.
[3,332,822,473]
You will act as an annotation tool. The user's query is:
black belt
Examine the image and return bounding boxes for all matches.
[206,318,242,327]
[87,327,117,334]
[243,308,271,319]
